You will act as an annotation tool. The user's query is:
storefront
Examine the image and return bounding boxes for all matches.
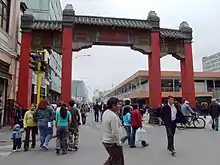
[0,60,12,127]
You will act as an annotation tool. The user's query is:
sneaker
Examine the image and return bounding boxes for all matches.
[68,148,73,151]
[171,150,176,156]
[62,150,67,154]
[56,149,60,155]
[74,146,78,151]
[42,145,49,151]
[143,143,149,147]
[13,150,16,152]
[17,149,21,152]
[40,144,44,150]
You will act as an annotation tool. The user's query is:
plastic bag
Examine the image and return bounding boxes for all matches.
[207,116,213,124]
[135,128,146,142]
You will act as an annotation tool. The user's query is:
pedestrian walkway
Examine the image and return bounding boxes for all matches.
[0,114,220,165]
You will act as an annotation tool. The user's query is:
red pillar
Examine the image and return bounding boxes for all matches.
[180,42,196,107]
[61,27,73,103]
[180,59,187,102]
[148,31,161,108]
[17,32,33,109]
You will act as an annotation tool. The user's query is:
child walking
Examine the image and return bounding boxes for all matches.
[11,124,25,152]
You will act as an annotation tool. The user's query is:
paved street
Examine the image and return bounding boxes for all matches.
[0,113,219,165]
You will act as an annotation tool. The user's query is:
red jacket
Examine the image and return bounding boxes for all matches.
[131,109,142,127]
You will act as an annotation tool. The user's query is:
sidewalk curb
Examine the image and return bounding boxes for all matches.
[0,135,57,147]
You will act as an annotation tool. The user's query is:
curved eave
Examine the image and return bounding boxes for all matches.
[160,28,188,39]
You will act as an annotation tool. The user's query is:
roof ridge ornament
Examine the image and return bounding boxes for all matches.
[179,21,189,29]
[21,14,35,32]
[65,4,74,10]
[148,11,157,17]
[147,11,160,29]
[179,21,193,43]
[63,4,75,27]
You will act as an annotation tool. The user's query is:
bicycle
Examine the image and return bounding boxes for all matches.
[177,112,206,130]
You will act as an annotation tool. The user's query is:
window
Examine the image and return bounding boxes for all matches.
[0,0,10,32]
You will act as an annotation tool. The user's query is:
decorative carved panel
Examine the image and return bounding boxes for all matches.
[73,28,93,51]
[73,29,92,42]
[31,32,42,51]
[130,32,151,54]
[32,31,60,52]
[160,38,184,60]
[95,28,129,45]
[52,33,62,53]
[72,42,93,51]
[72,27,151,54]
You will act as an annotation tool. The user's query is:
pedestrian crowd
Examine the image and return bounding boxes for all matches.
[10,99,89,155]
[100,96,220,165]
[8,95,220,164]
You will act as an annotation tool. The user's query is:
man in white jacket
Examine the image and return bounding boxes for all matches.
[102,97,124,165]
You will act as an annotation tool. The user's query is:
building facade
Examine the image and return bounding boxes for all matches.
[25,0,62,104]
[72,80,89,103]
[103,70,220,105]
[202,52,220,72]
[48,50,61,103]
[0,0,27,126]
[25,0,62,20]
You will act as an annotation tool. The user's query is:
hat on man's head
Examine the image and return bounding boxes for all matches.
[212,98,216,102]
[185,100,190,104]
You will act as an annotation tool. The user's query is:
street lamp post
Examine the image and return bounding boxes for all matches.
[73,55,91,60]
[72,54,91,83]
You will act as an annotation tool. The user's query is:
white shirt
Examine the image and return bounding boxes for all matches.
[168,103,177,121]
[102,109,122,145]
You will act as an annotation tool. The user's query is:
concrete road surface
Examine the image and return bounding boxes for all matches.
[0,113,220,165]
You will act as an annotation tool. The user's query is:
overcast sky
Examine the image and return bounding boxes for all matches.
[61,0,220,96]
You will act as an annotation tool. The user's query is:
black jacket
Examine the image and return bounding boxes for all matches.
[160,104,186,126]
[209,102,220,118]
[94,104,100,112]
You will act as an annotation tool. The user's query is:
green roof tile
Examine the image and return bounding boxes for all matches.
[30,15,189,39]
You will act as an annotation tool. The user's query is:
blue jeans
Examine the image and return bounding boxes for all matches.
[212,117,219,131]
[121,126,131,145]
[38,121,53,147]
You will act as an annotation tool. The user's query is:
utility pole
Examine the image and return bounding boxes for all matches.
[36,61,41,105]
[30,49,47,106]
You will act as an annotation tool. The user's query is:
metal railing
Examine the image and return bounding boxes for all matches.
[161,87,181,92]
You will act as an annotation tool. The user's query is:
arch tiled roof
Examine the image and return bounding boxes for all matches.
[30,15,189,39]
[74,15,152,29]
[31,20,62,31]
